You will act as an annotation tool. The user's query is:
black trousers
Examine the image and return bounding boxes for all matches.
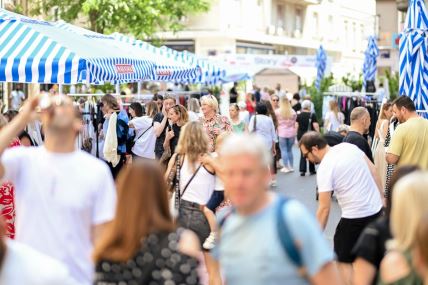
[107,154,126,180]
[299,150,315,174]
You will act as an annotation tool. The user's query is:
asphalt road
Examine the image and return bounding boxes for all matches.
[274,146,341,245]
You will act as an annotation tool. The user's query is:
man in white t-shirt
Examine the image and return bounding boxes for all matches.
[299,131,383,283]
[10,84,25,110]
[0,96,117,285]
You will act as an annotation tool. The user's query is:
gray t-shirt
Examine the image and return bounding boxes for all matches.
[214,195,334,285]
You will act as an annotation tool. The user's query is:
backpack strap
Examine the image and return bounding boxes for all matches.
[276,196,308,279]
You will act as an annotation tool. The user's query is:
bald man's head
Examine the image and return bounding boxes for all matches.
[350,107,371,134]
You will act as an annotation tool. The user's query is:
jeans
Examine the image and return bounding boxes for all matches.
[279,137,295,168]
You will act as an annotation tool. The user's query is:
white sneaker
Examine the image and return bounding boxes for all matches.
[203,232,217,250]
[270,180,277,187]
[289,168,295,172]
[280,167,291,173]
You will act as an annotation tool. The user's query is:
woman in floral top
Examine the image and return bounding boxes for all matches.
[0,115,20,238]
[200,95,232,152]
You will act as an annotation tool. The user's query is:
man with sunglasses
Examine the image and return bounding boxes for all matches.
[0,96,116,284]
[299,131,383,283]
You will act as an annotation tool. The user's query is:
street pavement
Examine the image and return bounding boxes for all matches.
[275,146,341,245]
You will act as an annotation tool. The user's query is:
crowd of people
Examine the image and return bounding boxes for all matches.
[0,82,426,285]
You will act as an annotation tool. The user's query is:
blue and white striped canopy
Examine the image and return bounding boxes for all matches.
[399,0,428,114]
[362,36,379,90]
[110,33,201,82]
[315,45,327,91]
[0,9,155,84]
[164,48,226,85]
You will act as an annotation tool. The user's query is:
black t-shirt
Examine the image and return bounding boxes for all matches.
[153,113,167,158]
[169,124,182,154]
[324,131,344,147]
[343,131,373,162]
[352,217,392,285]
[296,112,318,140]
[229,87,238,103]
[292,102,302,113]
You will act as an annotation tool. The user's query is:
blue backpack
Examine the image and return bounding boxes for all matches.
[219,196,307,276]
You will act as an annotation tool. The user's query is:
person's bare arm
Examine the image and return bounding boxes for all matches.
[164,153,178,180]
[0,97,39,179]
[353,258,377,285]
[365,155,384,203]
[316,192,331,231]
[386,153,399,165]
[311,262,342,285]
[128,122,135,128]
[92,222,111,244]
[154,109,168,137]
[313,122,320,133]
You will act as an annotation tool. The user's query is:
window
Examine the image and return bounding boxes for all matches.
[277,4,284,28]
[353,22,357,52]
[295,8,302,32]
[314,12,319,37]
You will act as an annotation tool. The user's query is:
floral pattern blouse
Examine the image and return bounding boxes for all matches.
[200,114,232,152]
[0,138,21,238]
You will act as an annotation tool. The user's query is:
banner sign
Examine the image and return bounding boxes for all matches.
[115,64,135,74]
[218,54,318,69]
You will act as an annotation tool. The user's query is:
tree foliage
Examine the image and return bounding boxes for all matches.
[31,0,210,37]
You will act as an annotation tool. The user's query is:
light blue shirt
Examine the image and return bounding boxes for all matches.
[249,115,277,149]
[215,195,334,285]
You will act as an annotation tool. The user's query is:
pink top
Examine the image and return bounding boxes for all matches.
[275,109,297,138]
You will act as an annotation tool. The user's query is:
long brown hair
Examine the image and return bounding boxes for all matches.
[93,161,174,262]
[170,104,189,125]
[263,100,278,130]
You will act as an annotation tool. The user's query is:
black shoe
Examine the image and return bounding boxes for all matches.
[310,172,317,175]
[300,172,305,177]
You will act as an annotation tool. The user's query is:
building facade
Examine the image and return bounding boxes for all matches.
[156,0,377,79]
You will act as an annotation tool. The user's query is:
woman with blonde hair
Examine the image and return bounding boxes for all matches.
[200,95,232,152]
[379,171,428,285]
[324,100,345,132]
[165,121,221,285]
[275,96,297,173]
[413,213,428,285]
[373,102,393,190]
[94,160,200,284]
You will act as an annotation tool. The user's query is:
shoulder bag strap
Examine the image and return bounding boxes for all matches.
[135,125,153,142]
[180,163,202,199]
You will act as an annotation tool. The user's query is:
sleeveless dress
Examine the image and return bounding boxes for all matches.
[374,121,388,190]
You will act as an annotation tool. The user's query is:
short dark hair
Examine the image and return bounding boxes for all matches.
[129,102,143,117]
[255,102,268,115]
[393,96,416,112]
[152,94,163,101]
[299,131,328,151]
[293,93,300,101]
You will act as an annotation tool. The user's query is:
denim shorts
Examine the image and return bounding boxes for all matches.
[206,191,225,212]
[177,199,210,249]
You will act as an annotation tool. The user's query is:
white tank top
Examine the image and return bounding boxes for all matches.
[180,156,215,205]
